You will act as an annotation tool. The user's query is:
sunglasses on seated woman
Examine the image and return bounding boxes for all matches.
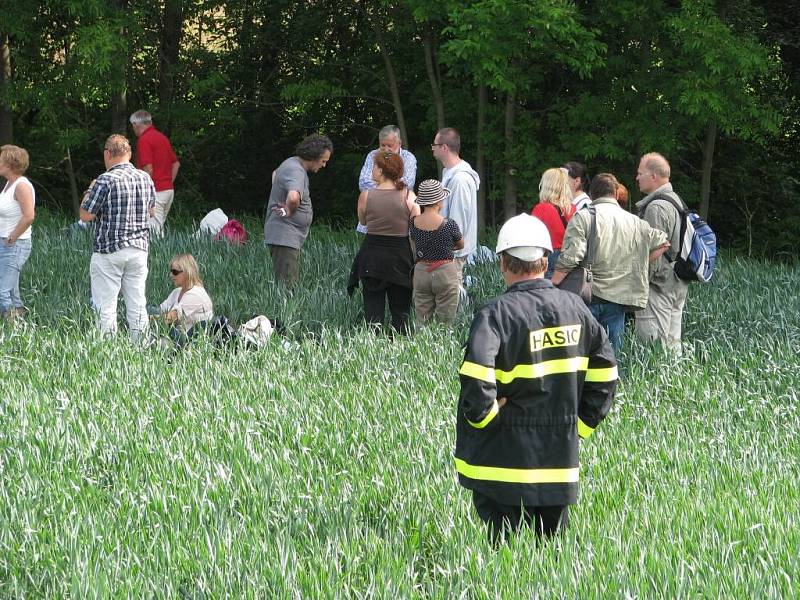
[170,268,183,276]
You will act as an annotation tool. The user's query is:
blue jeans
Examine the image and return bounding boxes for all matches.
[0,238,32,313]
[545,250,560,280]
[589,301,625,355]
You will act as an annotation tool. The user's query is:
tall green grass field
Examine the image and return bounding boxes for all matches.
[1,219,798,598]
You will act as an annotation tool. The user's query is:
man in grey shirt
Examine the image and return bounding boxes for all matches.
[264,134,333,288]
[634,152,689,354]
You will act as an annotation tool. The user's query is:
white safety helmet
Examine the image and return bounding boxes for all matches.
[495,214,553,261]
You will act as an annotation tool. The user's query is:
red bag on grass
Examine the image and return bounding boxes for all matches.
[214,219,248,245]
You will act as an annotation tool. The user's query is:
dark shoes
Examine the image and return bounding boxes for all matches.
[2,306,28,319]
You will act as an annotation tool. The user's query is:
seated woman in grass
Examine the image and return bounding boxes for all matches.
[409,179,464,326]
[157,253,213,331]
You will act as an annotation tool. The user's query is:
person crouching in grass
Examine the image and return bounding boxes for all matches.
[409,179,463,327]
[454,214,618,545]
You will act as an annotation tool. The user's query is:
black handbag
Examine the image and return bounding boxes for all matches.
[556,206,596,305]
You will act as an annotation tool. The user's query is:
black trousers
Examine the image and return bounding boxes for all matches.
[472,490,569,546]
[362,278,412,333]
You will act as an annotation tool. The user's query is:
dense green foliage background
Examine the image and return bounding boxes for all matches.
[1,0,798,257]
[1,222,798,597]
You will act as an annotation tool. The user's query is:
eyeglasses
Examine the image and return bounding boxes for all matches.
[170,269,183,276]
[430,143,445,148]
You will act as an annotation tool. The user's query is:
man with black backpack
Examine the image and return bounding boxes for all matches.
[635,153,690,354]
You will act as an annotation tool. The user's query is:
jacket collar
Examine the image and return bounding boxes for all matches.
[505,277,553,293]
[591,196,620,207]
[636,182,674,210]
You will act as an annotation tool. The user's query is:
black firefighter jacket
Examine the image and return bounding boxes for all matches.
[455,278,617,507]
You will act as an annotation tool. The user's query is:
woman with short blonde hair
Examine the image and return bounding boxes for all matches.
[157,253,213,330]
[531,167,576,279]
[538,168,573,215]
[170,253,203,289]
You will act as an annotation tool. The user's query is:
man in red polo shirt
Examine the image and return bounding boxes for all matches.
[130,110,180,236]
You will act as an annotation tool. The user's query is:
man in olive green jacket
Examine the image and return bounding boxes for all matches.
[553,173,668,354]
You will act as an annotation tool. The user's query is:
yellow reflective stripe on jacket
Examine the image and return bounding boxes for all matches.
[462,357,617,385]
[454,458,579,484]
[459,361,496,383]
[577,418,595,439]
[585,365,618,383]
[495,356,589,384]
[468,399,499,429]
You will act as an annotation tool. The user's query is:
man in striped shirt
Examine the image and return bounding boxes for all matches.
[80,134,156,340]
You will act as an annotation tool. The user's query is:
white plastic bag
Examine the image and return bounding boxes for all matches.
[194,208,229,237]
[238,315,274,348]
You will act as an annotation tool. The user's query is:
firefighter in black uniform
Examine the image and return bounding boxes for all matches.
[455,213,618,544]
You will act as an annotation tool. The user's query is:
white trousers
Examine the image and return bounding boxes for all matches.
[149,189,175,236]
[90,246,149,340]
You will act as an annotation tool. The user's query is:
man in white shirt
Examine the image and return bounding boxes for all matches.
[358,125,417,192]
[432,127,480,270]
[356,125,417,233]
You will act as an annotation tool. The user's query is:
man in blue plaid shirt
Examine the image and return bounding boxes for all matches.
[80,134,156,340]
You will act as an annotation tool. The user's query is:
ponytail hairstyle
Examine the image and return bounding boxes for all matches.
[374,151,405,190]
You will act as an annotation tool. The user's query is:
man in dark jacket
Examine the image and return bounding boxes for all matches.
[455,213,618,544]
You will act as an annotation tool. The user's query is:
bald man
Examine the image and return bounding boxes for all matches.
[634,152,690,354]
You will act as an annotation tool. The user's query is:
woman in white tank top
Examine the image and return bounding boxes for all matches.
[0,145,36,318]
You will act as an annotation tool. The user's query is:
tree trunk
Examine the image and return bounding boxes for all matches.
[699,118,716,220]
[65,148,80,216]
[476,84,487,235]
[632,31,653,205]
[110,0,129,134]
[158,0,184,134]
[0,34,12,144]
[423,31,445,130]
[503,92,517,220]
[111,90,128,135]
[373,19,408,146]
